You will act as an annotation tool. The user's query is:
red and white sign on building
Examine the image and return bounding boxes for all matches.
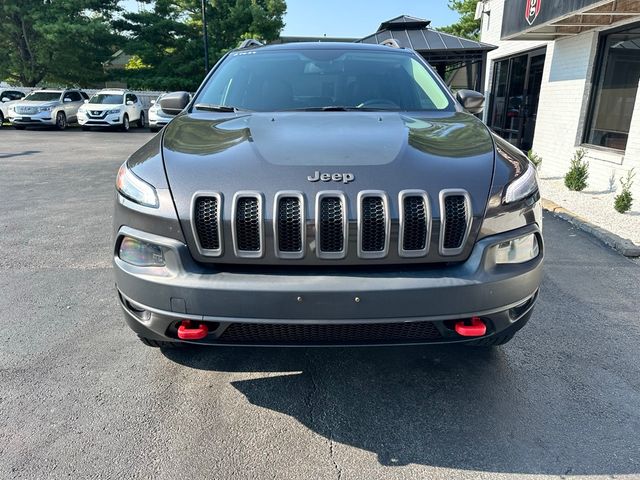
[525,0,542,25]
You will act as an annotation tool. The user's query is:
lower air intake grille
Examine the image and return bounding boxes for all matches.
[194,197,220,251]
[403,196,428,251]
[218,321,442,345]
[277,196,302,253]
[235,197,261,252]
[443,195,468,250]
[319,197,344,253]
[361,197,386,252]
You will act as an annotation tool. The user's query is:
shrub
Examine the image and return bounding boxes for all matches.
[564,148,589,191]
[614,169,636,214]
[527,150,542,169]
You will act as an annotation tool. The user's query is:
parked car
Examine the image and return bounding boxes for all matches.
[78,89,145,131]
[113,41,543,348]
[148,94,174,132]
[7,89,87,130]
[0,89,26,126]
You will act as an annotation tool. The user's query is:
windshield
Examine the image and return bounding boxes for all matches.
[89,94,124,104]
[24,92,62,102]
[195,49,453,112]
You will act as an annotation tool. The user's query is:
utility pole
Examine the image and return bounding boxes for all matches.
[201,0,209,73]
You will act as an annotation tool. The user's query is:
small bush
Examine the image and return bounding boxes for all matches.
[564,148,589,191]
[528,150,542,169]
[614,169,635,214]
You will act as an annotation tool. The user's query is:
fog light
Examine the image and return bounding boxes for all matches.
[119,237,165,267]
[495,234,539,264]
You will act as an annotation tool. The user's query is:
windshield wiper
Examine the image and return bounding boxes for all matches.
[285,106,397,112]
[194,103,247,113]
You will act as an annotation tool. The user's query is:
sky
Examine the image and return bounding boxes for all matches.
[121,1,459,38]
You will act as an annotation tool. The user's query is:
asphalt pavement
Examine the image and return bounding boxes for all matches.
[1,128,639,480]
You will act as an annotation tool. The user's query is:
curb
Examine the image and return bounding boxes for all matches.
[541,198,640,258]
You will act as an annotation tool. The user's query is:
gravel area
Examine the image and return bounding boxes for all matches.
[540,176,640,245]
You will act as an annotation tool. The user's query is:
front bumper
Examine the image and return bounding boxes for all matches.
[9,111,56,125]
[78,112,123,126]
[114,223,543,346]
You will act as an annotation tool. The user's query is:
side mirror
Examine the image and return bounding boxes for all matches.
[1,97,9,103]
[63,97,72,103]
[456,89,485,115]
[126,100,134,105]
[159,91,190,116]
[150,99,156,105]
[84,99,89,104]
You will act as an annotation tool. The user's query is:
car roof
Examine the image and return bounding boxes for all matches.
[240,42,413,54]
[96,89,127,94]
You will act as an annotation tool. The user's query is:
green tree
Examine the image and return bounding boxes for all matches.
[0,0,121,86]
[116,0,286,91]
[438,0,481,40]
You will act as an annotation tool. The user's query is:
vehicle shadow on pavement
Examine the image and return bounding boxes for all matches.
[162,343,638,476]
[0,150,41,159]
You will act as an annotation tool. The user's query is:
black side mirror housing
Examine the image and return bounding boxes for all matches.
[159,91,191,116]
[456,89,485,115]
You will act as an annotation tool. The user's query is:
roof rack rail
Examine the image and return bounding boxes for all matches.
[237,39,264,50]
[380,39,402,49]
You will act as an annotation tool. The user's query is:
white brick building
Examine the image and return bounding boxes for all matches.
[480,0,640,198]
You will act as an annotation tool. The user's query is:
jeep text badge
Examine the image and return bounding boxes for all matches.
[307,171,355,184]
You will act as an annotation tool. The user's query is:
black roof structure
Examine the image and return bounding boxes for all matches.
[358,15,496,63]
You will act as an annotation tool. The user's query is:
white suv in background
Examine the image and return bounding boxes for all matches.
[7,89,87,130]
[0,89,26,126]
[148,94,173,132]
[78,89,145,131]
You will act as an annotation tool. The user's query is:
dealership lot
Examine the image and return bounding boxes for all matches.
[1,129,640,479]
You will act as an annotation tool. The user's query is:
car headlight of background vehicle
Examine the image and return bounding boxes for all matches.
[118,237,165,267]
[106,108,121,115]
[495,234,539,264]
[503,162,539,204]
[116,162,159,208]
[38,106,53,112]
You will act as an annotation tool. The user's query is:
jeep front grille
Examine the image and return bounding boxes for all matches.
[439,190,472,256]
[275,192,304,259]
[192,189,472,260]
[316,193,347,259]
[232,193,263,257]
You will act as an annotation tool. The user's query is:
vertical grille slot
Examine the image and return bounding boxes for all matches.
[192,193,222,256]
[232,193,263,257]
[274,192,305,259]
[316,193,347,259]
[439,190,471,256]
[399,190,430,257]
[358,191,389,259]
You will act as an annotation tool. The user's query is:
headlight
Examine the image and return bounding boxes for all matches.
[116,163,159,208]
[495,234,539,264]
[8,105,15,112]
[503,162,539,204]
[38,106,53,112]
[106,109,121,115]
[119,237,165,267]
[78,107,86,113]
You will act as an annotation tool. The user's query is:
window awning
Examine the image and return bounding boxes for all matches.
[502,0,640,40]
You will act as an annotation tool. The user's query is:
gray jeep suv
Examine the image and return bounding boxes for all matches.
[113,41,543,348]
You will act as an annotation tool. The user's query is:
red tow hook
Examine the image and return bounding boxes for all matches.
[455,317,487,337]
[177,320,209,340]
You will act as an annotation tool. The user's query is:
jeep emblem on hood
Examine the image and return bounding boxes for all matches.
[307,171,355,184]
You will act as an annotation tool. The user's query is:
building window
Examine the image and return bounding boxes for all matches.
[586,26,640,151]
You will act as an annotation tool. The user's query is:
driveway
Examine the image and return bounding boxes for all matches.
[1,129,639,479]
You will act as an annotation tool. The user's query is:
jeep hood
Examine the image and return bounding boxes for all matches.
[161,111,495,262]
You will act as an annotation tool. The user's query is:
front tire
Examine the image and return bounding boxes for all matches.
[55,112,67,130]
[137,112,145,128]
[0,111,4,126]
[120,114,130,132]
[149,126,159,133]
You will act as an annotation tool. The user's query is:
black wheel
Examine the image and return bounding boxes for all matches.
[0,111,4,126]
[120,114,130,132]
[149,126,159,133]
[465,332,516,347]
[13,125,26,130]
[55,111,67,130]
[138,336,183,348]
[137,111,145,128]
